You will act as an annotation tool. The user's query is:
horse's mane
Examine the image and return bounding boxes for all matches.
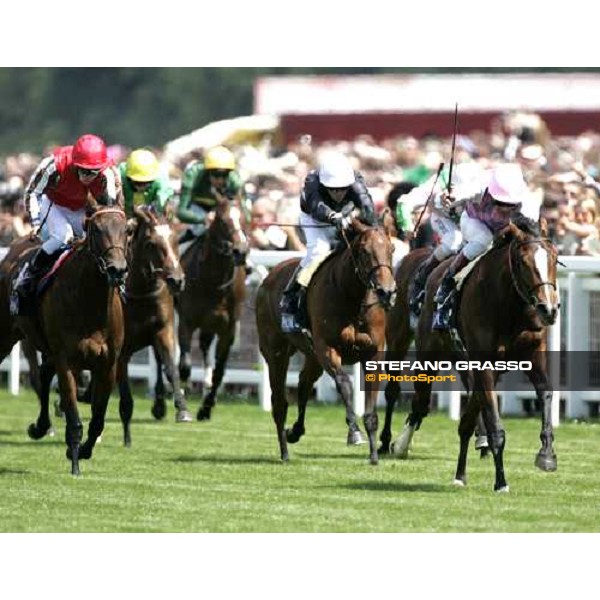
[510,213,541,237]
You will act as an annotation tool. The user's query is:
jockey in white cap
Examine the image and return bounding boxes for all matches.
[406,162,484,318]
[280,151,376,332]
[432,162,537,330]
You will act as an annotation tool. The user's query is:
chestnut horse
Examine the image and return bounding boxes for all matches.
[0,202,128,475]
[177,197,246,420]
[393,216,560,491]
[255,220,397,464]
[116,207,192,446]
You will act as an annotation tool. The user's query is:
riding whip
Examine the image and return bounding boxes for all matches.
[412,161,445,234]
[447,102,459,194]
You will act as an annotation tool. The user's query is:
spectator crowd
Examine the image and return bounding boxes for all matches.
[3,110,600,258]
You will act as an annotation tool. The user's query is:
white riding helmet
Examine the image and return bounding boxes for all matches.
[318,153,355,188]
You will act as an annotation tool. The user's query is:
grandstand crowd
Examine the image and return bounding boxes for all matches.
[2,111,600,257]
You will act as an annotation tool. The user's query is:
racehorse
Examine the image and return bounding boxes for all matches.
[177,195,246,420]
[378,247,490,456]
[0,200,128,475]
[117,207,192,446]
[392,215,560,491]
[255,219,397,464]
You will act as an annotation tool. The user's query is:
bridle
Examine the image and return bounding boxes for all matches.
[85,207,127,275]
[508,237,558,308]
[341,227,395,310]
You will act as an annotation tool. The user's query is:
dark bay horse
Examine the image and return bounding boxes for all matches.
[177,197,246,420]
[255,220,397,464]
[0,202,128,475]
[117,207,192,446]
[399,216,559,491]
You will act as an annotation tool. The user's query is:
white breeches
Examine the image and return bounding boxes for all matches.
[431,213,462,261]
[297,212,337,287]
[460,211,494,260]
[39,195,85,254]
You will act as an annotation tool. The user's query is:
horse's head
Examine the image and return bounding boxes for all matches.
[84,204,128,287]
[348,219,397,310]
[132,207,185,295]
[501,216,560,326]
[207,196,248,259]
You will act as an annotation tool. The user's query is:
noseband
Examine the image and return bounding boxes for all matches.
[86,208,127,274]
[508,237,558,307]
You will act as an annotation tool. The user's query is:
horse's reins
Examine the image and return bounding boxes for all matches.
[508,237,558,307]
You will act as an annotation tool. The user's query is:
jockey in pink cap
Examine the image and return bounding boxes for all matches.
[432,163,536,330]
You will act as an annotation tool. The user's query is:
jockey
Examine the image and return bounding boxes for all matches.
[15,134,121,298]
[280,152,376,331]
[176,145,249,270]
[120,148,174,217]
[407,162,484,317]
[432,162,534,330]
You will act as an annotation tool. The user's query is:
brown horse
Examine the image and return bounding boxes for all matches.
[255,220,397,464]
[116,207,192,446]
[177,197,247,420]
[0,202,128,475]
[396,216,559,491]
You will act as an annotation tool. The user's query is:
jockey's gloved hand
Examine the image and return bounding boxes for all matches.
[329,212,344,229]
[341,215,353,230]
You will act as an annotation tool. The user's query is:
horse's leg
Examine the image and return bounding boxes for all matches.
[198,328,234,421]
[363,375,381,466]
[27,356,56,440]
[80,364,117,460]
[287,354,323,444]
[526,357,557,472]
[474,412,490,458]
[477,372,508,492]
[265,349,291,461]
[151,347,167,420]
[378,379,400,455]
[454,391,482,486]
[117,355,134,447]
[199,331,215,393]
[317,344,364,446]
[57,366,83,476]
[154,330,193,423]
[392,375,434,458]
[178,318,194,396]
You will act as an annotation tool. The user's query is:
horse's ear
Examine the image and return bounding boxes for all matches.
[351,217,369,234]
[539,216,549,237]
[86,194,99,216]
[134,206,149,224]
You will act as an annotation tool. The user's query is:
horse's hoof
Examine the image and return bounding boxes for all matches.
[495,485,510,493]
[452,479,466,487]
[390,442,409,459]
[474,435,489,450]
[285,426,304,444]
[377,443,390,455]
[347,430,365,446]
[197,407,212,421]
[71,464,80,477]
[175,410,193,423]
[27,423,53,440]
[370,455,379,466]
[535,453,557,472]
[151,402,167,421]
[479,448,490,459]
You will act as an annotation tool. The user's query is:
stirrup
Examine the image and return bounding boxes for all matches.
[281,312,302,333]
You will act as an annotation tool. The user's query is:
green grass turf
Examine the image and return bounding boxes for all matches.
[0,388,598,532]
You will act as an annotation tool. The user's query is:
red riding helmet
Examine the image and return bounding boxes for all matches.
[72,134,109,170]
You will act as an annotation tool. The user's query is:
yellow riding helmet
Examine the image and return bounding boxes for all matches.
[126,149,160,182]
[204,146,235,171]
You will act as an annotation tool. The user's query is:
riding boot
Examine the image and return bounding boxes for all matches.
[409,253,442,315]
[295,286,308,329]
[432,253,470,331]
[15,248,54,297]
[280,268,301,313]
